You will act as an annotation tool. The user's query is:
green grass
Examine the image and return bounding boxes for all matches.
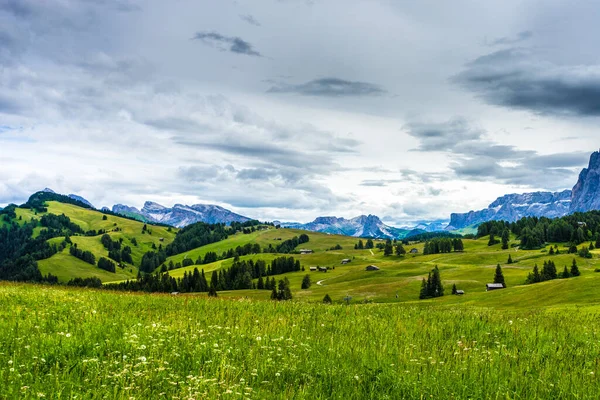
[2,283,600,399]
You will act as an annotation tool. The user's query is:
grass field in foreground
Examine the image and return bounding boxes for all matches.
[1,283,600,399]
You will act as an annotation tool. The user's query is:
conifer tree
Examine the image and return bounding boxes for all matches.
[452,283,457,295]
[561,265,570,278]
[501,229,510,250]
[507,254,513,264]
[549,246,555,255]
[323,294,332,304]
[493,264,506,287]
[571,259,581,277]
[257,275,265,289]
[365,239,374,249]
[384,239,393,256]
[419,278,428,300]
[395,243,406,256]
[301,274,311,289]
[357,240,364,249]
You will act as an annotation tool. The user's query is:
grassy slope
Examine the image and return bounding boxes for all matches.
[2,283,600,399]
[10,202,178,282]
[163,230,600,308]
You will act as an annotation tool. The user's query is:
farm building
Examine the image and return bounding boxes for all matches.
[299,249,314,255]
[309,267,317,271]
[486,283,504,291]
[341,259,351,264]
[366,265,380,271]
[455,290,465,295]
[410,248,419,254]
[317,266,327,272]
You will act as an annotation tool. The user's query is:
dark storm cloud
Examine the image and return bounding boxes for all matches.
[455,48,600,116]
[192,31,262,57]
[239,14,261,27]
[268,78,386,97]
[488,30,533,46]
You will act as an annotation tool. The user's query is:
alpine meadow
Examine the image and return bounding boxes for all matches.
[3,0,600,399]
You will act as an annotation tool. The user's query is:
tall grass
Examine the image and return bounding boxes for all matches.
[1,283,599,399]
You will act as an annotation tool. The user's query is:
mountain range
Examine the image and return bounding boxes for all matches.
[447,150,600,229]
[112,202,251,228]
[8,150,600,237]
[278,215,425,239]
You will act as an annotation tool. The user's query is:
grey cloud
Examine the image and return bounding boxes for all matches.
[454,48,600,116]
[404,118,483,151]
[489,30,533,46]
[192,31,262,57]
[268,78,386,97]
[360,179,403,187]
[406,117,587,189]
[144,117,210,133]
[0,0,35,17]
[239,14,261,27]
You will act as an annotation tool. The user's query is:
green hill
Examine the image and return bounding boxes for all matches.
[7,201,177,282]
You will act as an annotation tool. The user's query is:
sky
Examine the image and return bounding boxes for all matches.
[0,0,599,225]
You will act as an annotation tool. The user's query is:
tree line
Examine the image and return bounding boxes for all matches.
[477,211,600,250]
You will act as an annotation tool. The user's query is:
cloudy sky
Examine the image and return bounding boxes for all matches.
[0,0,598,225]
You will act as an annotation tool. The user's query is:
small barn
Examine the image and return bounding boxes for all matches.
[317,266,327,272]
[309,266,317,271]
[341,259,351,264]
[366,265,380,271]
[299,249,314,255]
[486,283,504,291]
[410,248,419,254]
[455,290,465,295]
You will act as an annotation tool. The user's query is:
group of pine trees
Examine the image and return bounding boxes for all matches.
[423,238,464,255]
[419,266,444,299]
[98,257,116,273]
[270,277,292,301]
[526,259,580,284]
[100,234,133,264]
[478,211,600,250]
[69,244,96,265]
[354,239,374,250]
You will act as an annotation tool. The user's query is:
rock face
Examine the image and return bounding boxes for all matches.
[447,190,572,230]
[570,151,600,213]
[283,215,421,239]
[112,201,251,228]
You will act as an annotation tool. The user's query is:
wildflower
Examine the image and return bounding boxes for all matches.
[256,336,262,341]
[354,375,359,380]
[138,356,147,362]
[275,372,281,377]
[66,333,72,338]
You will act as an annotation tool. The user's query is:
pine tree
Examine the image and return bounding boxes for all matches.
[431,266,444,297]
[549,246,555,255]
[384,239,393,256]
[395,243,406,256]
[590,242,596,251]
[323,294,332,304]
[561,265,570,278]
[257,275,265,290]
[493,264,505,287]
[501,229,510,250]
[419,278,428,300]
[571,259,581,277]
[507,254,513,264]
[301,274,311,289]
[208,286,218,297]
[357,240,364,249]
[452,283,457,295]
[365,239,374,249]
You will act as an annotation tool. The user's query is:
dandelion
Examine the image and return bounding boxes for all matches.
[275,372,281,377]
[256,336,262,341]
[138,356,147,362]
[66,333,72,338]
[354,375,359,380]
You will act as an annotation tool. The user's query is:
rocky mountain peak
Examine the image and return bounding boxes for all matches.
[570,150,600,213]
